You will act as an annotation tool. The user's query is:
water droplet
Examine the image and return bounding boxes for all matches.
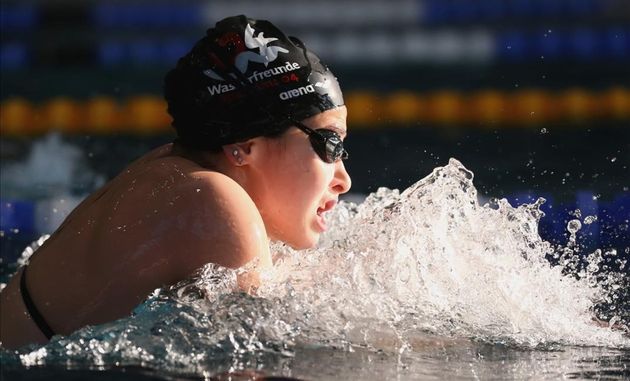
[610,157,617,162]
[567,219,582,234]
[540,128,548,134]
[583,215,597,225]
[605,249,617,256]
[196,188,201,193]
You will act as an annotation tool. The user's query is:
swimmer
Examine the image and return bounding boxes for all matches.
[0,15,351,349]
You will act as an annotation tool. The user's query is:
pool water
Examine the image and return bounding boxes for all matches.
[1,159,628,380]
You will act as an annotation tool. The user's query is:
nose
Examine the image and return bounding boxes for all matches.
[331,160,352,194]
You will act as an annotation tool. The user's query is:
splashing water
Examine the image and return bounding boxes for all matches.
[2,159,628,376]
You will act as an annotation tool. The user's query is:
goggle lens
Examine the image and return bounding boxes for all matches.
[292,120,348,163]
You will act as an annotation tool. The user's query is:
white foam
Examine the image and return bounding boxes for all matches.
[257,158,628,349]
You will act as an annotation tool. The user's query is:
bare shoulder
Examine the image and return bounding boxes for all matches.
[156,166,270,276]
[132,143,174,165]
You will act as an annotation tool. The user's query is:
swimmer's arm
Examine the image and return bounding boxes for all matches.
[158,174,271,291]
[236,265,266,294]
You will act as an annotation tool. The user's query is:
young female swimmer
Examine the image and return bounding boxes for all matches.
[0,15,351,349]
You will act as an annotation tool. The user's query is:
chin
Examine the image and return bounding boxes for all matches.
[286,232,319,250]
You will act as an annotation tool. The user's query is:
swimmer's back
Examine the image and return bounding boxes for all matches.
[0,143,269,347]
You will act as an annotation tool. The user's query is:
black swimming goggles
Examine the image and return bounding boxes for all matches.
[290,119,349,164]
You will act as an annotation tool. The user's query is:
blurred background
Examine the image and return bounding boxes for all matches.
[1,0,629,263]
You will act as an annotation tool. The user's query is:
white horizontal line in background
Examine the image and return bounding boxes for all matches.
[300,29,494,63]
[203,0,422,28]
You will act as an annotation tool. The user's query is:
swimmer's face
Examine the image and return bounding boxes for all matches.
[248,107,352,249]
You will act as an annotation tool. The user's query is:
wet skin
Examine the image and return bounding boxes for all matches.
[0,108,351,349]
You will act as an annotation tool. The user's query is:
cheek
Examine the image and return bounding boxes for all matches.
[266,139,333,210]
[267,163,324,216]
[292,160,332,204]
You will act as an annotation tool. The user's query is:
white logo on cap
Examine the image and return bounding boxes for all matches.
[279,85,315,100]
[204,23,289,81]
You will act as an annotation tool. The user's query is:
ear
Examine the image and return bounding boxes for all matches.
[222,141,255,166]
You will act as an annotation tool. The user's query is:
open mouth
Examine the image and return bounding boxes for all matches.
[317,199,337,216]
[315,208,327,232]
[315,200,337,232]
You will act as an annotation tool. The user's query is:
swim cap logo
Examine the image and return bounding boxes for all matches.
[242,24,289,67]
[204,23,289,81]
[279,85,315,100]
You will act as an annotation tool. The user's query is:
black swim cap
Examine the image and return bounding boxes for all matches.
[164,15,344,151]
